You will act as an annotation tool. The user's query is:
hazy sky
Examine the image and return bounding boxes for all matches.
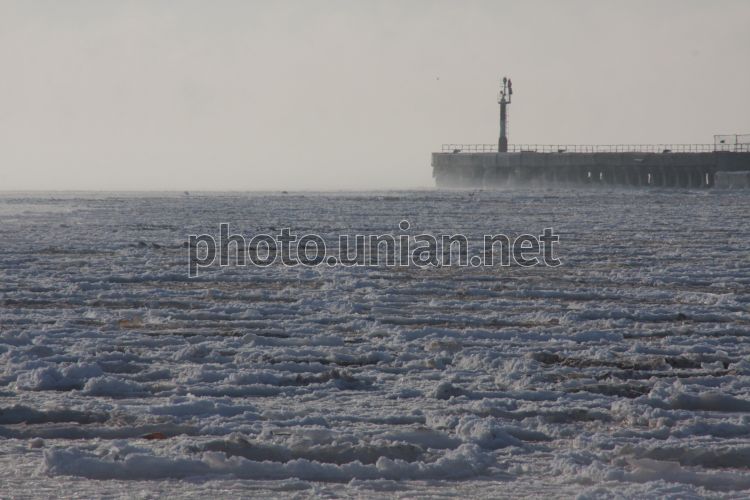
[1,0,748,190]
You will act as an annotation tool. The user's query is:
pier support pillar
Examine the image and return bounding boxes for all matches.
[623,168,634,186]
[649,169,660,187]
[583,169,592,184]
[661,168,671,187]
[610,168,621,185]
[574,168,587,184]
[689,169,703,188]
[664,167,677,187]
[637,168,648,186]
[681,169,690,188]
[627,167,643,186]
[698,170,708,188]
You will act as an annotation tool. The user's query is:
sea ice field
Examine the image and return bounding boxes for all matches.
[1,189,749,498]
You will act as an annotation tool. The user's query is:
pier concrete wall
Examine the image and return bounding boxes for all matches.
[432,151,750,188]
[715,171,750,189]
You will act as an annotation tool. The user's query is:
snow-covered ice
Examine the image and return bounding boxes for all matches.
[1,189,749,498]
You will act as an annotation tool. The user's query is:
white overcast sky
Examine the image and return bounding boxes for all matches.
[1,0,748,190]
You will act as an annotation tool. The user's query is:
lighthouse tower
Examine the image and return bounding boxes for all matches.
[498,77,512,152]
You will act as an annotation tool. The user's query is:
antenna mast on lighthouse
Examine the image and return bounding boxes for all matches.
[498,76,512,152]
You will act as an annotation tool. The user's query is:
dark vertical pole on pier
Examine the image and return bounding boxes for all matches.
[498,77,512,153]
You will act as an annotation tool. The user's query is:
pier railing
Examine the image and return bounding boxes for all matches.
[440,143,750,153]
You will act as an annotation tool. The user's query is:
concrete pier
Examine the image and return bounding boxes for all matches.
[432,151,750,188]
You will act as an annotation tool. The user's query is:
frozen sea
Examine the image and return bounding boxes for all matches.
[1,189,749,499]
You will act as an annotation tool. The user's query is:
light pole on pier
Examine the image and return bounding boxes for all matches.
[498,76,512,152]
